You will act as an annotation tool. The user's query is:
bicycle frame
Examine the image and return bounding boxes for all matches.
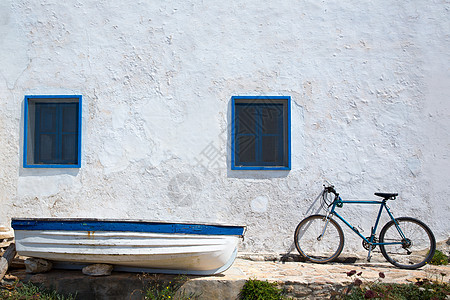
[295,185,436,267]
[326,194,407,248]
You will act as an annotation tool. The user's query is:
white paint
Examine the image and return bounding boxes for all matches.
[0,1,29,89]
[251,196,269,214]
[0,0,449,255]
[406,156,422,177]
[98,138,129,174]
[111,103,129,130]
[17,175,79,198]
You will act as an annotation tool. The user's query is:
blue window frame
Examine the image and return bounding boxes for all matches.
[231,96,291,170]
[24,95,82,168]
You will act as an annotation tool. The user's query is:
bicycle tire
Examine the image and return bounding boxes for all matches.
[379,217,436,269]
[294,214,344,263]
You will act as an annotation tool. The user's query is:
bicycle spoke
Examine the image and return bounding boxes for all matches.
[380,217,435,269]
[294,215,344,263]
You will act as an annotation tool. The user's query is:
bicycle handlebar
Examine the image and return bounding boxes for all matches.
[323,184,337,195]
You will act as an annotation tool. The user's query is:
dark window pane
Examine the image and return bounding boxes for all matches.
[236,105,256,134]
[238,135,256,163]
[62,134,77,163]
[233,98,289,168]
[262,136,280,163]
[27,97,81,166]
[39,134,56,162]
[261,105,281,134]
[39,105,57,132]
[62,104,78,132]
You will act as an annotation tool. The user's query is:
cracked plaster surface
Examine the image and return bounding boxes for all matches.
[0,0,449,253]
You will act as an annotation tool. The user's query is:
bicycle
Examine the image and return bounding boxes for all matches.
[294,184,436,269]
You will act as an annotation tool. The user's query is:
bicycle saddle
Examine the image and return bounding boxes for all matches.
[374,193,398,199]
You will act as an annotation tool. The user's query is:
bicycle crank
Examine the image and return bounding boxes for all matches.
[362,237,378,251]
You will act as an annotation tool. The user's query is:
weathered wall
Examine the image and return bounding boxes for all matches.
[0,0,449,254]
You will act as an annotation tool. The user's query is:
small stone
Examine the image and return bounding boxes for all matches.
[248,255,265,262]
[284,286,294,293]
[82,264,113,276]
[25,258,52,273]
[3,274,18,281]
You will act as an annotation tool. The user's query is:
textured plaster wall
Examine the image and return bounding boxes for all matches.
[0,0,449,254]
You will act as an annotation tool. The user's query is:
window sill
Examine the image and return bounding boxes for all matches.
[231,166,291,171]
[23,164,81,168]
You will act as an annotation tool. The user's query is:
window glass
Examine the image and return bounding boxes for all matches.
[24,96,82,168]
[232,97,290,170]
[238,135,256,163]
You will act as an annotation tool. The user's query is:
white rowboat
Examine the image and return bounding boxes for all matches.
[12,218,246,275]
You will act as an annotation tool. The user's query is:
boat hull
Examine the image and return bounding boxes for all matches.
[12,219,245,275]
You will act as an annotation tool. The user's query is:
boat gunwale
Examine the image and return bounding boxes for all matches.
[12,217,245,227]
[11,218,246,237]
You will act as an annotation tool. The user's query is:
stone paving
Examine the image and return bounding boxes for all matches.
[4,256,450,299]
[182,257,450,299]
[231,257,449,284]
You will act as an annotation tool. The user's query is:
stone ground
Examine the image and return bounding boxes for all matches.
[3,255,449,300]
[217,257,450,299]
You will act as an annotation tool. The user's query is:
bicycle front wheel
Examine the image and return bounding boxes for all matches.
[379,217,436,269]
[294,214,344,263]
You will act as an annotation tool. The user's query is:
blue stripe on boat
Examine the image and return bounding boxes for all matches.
[11,219,245,236]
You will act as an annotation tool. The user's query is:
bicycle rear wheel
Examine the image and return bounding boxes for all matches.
[294,214,344,263]
[379,217,436,269]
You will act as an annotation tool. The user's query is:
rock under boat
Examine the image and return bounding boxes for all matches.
[11,218,246,275]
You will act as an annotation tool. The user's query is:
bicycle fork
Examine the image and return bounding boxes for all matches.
[318,212,332,241]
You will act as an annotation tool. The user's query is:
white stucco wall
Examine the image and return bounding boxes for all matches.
[0,0,449,254]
